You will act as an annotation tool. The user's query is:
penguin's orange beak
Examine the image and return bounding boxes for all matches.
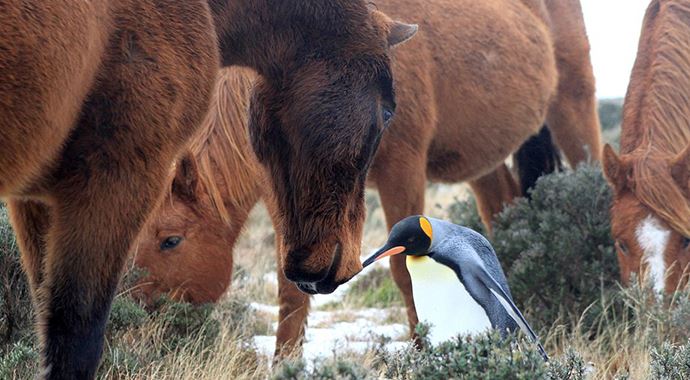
[362,245,406,267]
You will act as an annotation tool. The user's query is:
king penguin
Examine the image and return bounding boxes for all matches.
[363,215,548,360]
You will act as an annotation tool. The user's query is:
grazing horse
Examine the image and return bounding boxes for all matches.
[135,0,601,358]
[603,0,690,295]
[1,1,411,377]
[134,67,261,305]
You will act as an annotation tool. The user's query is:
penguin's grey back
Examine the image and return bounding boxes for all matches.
[429,219,518,334]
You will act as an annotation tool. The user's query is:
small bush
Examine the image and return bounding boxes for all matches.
[449,164,619,330]
[0,340,39,380]
[650,341,690,380]
[107,296,149,334]
[0,203,33,347]
[376,330,548,380]
[274,355,373,380]
[447,195,486,236]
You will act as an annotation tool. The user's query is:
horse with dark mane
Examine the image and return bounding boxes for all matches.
[135,0,601,359]
[603,0,690,295]
[1,1,412,377]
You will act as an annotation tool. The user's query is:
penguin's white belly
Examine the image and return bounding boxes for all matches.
[407,256,492,345]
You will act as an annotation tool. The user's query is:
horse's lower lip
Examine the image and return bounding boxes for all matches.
[294,242,347,295]
[297,282,319,295]
[297,280,341,295]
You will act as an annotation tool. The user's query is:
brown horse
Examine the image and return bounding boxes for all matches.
[252,0,601,297]
[134,67,261,305]
[603,0,690,295]
[136,0,601,359]
[248,0,600,334]
[1,1,412,377]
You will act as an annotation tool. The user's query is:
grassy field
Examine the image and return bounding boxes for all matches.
[4,100,690,379]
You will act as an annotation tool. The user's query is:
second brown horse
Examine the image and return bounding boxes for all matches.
[135,0,601,358]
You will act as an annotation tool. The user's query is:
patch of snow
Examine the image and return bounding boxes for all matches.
[251,302,279,315]
[262,271,279,286]
[252,306,409,364]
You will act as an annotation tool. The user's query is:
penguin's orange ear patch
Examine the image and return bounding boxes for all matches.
[420,217,433,239]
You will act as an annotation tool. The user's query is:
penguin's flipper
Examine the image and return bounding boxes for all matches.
[474,266,549,361]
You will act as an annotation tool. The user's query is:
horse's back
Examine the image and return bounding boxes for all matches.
[0,2,115,195]
[375,0,557,181]
[0,0,217,197]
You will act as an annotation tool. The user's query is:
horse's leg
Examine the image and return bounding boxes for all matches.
[469,164,520,233]
[37,161,170,379]
[543,0,602,164]
[7,199,51,298]
[36,46,212,378]
[274,259,310,360]
[266,191,310,360]
[375,161,426,338]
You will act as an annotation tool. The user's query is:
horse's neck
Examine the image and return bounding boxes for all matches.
[209,0,370,78]
[621,1,690,157]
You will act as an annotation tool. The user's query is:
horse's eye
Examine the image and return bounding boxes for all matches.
[160,236,183,251]
[682,237,690,250]
[382,108,394,125]
[615,240,629,256]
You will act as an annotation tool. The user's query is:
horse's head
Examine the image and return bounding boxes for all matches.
[132,157,235,304]
[244,8,417,294]
[603,144,690,294]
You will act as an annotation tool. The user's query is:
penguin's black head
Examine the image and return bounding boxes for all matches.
[362,215,433,267]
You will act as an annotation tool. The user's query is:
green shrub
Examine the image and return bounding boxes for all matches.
[650,341,690,380]
[0,203,33,348]
[376,330,548,380]
[447,195,486,236]
[273,356,373,380]
[107,296,149,334]
[449,164,619,331]
[0,340,39,380]
[544,348,588,380]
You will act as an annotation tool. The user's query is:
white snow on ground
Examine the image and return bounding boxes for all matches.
[262,272,279,287]
[251,263,410,363]
[252,302,409,362]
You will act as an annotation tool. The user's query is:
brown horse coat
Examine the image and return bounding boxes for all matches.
[603,0,690,294]
[1,0,409,377]
[3,2,219,377]
[136,0,601,359]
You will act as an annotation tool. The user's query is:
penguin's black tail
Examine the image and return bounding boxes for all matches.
[513,125,562,198]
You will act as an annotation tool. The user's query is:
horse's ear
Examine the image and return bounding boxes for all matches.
[671,144,690,191]
[172,153,200,202]
[602,144,631,193]
[387,20,418,47]
[371,10,418,47]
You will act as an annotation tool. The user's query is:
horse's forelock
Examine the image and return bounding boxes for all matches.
[632,156,690,237]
